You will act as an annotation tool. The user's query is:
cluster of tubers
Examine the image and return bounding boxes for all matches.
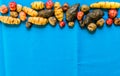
[0,1,120,32]
[106,9,119,26]
[79,9,105,32]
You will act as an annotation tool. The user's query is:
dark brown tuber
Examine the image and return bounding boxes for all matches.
[26,22,32,28]
[79,20,85,28]
[83,9,104,25]
[66,3,80,22]
[38,9,54,18]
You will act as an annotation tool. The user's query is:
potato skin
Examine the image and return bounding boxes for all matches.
[108,9,118,19]
[80,5,90,13]
[87,23,97,32]
[114,18,120,25]
[28,17,48,26]
[83,9,104,25]
[0,5,8,14]
[66,4,80,22]
[48,17,57,26]
[38,10,54,18]
[31,1,44,10]
[106,18,113,26]
[62,3,69,12]
[54,2,64,22]
[10,11,18,18]
[19,11,27,21]
[77,11,84,21]
[96,18,105,27]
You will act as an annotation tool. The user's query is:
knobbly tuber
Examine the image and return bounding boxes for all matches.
[0,16,20,25]
[54,2,64,22]
[31,1,45,10]
[66,3,80,22]
[82,9,104,26]
[90,2,120,9]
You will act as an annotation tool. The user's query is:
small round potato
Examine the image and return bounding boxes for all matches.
[96,18,105,27]
[80,5,90,13]
[68,22,74,27]
[48,17,57,26]
[87,23,97,32]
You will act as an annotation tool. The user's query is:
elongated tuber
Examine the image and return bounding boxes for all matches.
[28,17,48,25]
[90,2,120,9]
[0,16,20,25]
[54,2,64,22]
[23,6,38,17]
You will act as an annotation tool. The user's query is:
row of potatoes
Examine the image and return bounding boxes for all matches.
[0,1,120,32]
[0,1,66,28]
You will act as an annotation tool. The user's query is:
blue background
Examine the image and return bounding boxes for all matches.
[0,0,120,76]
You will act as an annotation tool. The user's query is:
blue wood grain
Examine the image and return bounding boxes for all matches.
[1,0,120,76]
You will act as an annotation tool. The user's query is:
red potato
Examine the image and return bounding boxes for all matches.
[0,5,8,14]
[77,11,84,21]
[106,18,113,26]
[108,9,118,19]
[46,0,54,9]
[9,2,17,11]
[59,21,65,28]
[19,11,27,21]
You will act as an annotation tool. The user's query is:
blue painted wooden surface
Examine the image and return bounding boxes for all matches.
[0,0,120,76]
